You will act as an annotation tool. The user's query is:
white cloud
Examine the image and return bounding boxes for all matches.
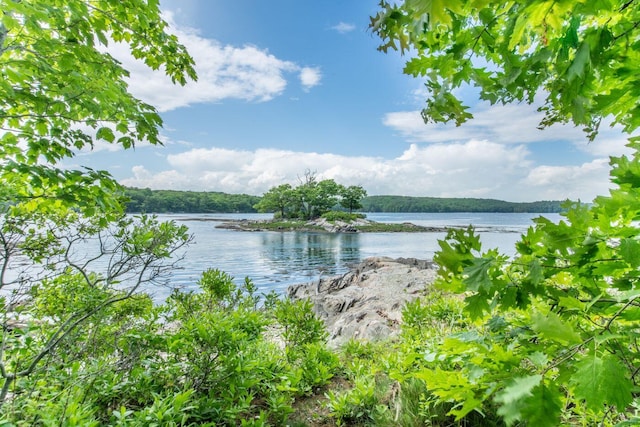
[108,12,321,112]
[119,139,615,202]
[299,67,322,90]
[382,103,632,158]
[523,159,611,201]
[331,22,356,34]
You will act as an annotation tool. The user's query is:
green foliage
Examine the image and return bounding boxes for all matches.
[2,266,340,425]
[0,0,196,217]
[340,185,368,214]
[295,174,342,220]
[274,298,328,349]
[326,377,380,426]
[370,0,640,140]
[321,211,366,222]
[392,148,640,424]
[362,195,564,213]
[370,2,640,423]
[0,212,190,416]
[256,171,368,220]
[253,184,295,218]
[125,187,261,213]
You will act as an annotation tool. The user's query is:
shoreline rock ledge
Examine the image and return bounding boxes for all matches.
[287,257,438,348]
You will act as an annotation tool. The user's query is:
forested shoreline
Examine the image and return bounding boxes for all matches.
[124,187,565,214]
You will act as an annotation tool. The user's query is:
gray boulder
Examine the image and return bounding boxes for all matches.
[287,257,437,348]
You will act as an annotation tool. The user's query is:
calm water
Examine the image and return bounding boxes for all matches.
[153,212,561,299]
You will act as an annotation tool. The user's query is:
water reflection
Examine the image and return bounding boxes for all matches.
[260,232,360,278]
[153,212,555,298]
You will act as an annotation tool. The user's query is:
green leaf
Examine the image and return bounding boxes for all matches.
[566,41,591,82]
[463,257,494,292]
[620,238,640,267]
[508,14,527,51]
[571,354,633,411]
[495,374,542,405]
[518,383,562,427]
[495,375,543,425]
[464,293,491,319]
[531,311,581,345]
[96,126,115,143]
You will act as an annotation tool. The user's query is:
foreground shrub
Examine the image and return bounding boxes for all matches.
[385,147,640,426]
[1,266,338,425]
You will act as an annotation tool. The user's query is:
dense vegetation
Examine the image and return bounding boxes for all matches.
[124,187,260,214]
[124,188,563,214]
[253,172,368,220]
[362,196,563,213]
[368,0,640,424]
[2,0,639,426]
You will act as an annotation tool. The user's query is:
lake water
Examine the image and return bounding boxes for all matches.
[153,212,561,300]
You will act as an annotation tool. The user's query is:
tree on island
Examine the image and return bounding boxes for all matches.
[255,172,367,220]
[253,183,295,218]
[371,1,640,424]
[340,185,368,214]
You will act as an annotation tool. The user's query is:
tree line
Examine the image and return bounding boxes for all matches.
[361,195,564,213]
[123,187,564,214]
[124,187,260,213]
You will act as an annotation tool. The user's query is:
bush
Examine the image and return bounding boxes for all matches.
[1,265,341,426]
[321,211,366,222]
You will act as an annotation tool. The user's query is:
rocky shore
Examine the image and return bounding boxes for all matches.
[287,257,438,348]
[217,217,448,233]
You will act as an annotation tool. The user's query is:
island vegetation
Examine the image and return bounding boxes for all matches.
[253,171,368,220]
[1,1,639,426]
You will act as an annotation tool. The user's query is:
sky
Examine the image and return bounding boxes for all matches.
[70,0,635,203]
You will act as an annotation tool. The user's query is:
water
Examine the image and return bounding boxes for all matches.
[153,212,560,299]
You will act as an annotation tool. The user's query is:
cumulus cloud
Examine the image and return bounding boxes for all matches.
[331,22,356,34]
[108,12,321,112]
[522,159,611,201]
[118,139,615,202]
[383,104,632,158]
[299,67,322,90]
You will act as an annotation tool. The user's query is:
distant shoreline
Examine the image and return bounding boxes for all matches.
[123,187,566,214]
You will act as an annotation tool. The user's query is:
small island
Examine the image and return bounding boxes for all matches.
[215,215,450,233]
[217,174,453,233]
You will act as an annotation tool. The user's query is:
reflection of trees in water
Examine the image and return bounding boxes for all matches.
[260,232,361,278]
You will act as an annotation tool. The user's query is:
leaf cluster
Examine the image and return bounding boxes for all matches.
[386,145,640,425]
[371,0,640,140]
[1,0,196,216]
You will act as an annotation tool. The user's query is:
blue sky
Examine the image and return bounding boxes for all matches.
[70,0,633,202]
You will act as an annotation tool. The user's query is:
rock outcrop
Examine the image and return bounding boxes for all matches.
[287,257,438,348]
[305,217,372,232]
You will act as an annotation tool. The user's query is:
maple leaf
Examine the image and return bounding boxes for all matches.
[495,375,542,425]
[531,311,581,345]
[463,257,494,292]
[571,354,633,411]
[518,384,562,427]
